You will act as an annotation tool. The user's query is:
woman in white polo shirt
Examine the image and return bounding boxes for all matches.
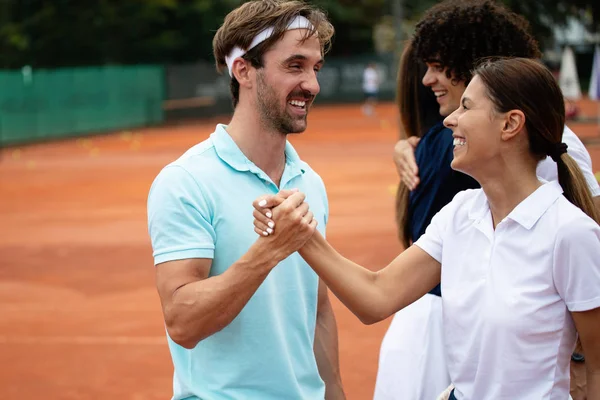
[253,58,600,399]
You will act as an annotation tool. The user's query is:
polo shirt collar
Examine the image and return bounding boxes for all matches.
[506,180,563,229]
[281,135,304,172]
[468,190,490,222]
[469,180,563,230]
[211,124,305,183]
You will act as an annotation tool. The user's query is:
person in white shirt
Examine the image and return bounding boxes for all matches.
[362,62,380,116]
[253,58,600,400]
[389,2,599,399]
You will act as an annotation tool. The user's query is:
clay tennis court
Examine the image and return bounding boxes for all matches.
[1,101,599,399]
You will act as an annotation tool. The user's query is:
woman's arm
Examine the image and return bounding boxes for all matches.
[299,231,441,324]
[572,307,600,400]
[252,193,442,325]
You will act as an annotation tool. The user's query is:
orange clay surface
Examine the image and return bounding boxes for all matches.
[1,100,599,399]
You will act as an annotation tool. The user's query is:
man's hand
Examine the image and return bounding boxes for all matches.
[252,191,317,262]
[252,189,297,234]
[393,137,420,190]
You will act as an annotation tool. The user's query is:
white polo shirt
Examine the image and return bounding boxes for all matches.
[415,181,600,400]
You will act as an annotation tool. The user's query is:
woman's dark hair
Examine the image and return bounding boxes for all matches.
[397,40,440,140]
[395,40,443,248]
[474,58,599,224]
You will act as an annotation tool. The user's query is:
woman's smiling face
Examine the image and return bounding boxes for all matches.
[443,75,505,177]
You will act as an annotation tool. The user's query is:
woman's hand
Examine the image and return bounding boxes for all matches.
[252,189,307,236]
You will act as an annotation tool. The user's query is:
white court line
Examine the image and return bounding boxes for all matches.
[0,336,166,345]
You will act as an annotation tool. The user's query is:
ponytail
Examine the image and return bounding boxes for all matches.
[555,153,600,224]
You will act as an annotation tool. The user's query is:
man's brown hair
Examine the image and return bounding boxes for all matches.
[213,0,334,107]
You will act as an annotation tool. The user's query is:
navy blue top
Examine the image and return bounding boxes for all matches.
[408,122,479,296]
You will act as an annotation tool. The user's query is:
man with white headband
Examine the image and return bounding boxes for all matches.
[147,1,344,399]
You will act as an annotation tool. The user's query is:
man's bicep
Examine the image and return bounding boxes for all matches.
[155,258,212,306]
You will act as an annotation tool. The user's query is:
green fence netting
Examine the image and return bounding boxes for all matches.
[0,65,164,145]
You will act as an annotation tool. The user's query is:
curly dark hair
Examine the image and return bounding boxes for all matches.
[413,0,541,84]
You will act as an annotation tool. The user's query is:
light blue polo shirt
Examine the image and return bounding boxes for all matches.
[147,124,328,400]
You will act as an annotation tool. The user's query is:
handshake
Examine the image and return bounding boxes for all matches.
[251,189,318,262]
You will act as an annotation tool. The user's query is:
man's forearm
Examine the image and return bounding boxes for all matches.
[314,292,345,400]
[166,242,276,348]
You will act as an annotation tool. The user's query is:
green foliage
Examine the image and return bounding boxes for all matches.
[0,0,597,69]
[285,0,388,56]
[0,0,240,68]
[402,0,599,45]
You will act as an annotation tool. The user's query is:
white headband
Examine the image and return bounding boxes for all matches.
[225,15,315,77]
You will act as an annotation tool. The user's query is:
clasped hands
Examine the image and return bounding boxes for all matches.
[252,189,317,259]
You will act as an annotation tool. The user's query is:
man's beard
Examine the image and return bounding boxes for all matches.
[256,72,310,135]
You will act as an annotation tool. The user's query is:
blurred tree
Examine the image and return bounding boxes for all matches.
[0,0,387,68]
[0,0,598,69]
[400,0,600,47]
[312,0,387,56]
[0,0,240,68]
[502,0,599,47]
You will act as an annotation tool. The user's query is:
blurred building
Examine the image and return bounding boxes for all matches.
[546,15,599,95]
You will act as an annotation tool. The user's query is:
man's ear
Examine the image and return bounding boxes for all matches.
[500,110,525,142]
[232,58,253,89]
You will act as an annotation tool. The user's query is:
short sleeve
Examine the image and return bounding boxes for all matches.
[413,191,465,263]
[147,165,216,265]
[553,217,600,312]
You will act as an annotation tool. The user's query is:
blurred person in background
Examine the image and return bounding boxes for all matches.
[388,1,600,398]
[254,57,600,400]
[147,1,345,399]
[362,62,380,116]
